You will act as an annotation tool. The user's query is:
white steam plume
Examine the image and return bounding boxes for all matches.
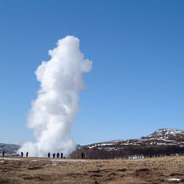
[18,36,92,157]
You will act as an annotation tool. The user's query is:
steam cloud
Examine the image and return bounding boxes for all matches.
[18,36,92,157]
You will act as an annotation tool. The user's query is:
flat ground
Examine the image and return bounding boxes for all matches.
[0,156,184,184]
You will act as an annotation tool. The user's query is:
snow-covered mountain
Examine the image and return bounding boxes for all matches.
[70,128,184,159]
[84,128,184,150]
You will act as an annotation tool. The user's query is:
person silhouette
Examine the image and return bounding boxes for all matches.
[2,150,5,157]
[81,152,85,159]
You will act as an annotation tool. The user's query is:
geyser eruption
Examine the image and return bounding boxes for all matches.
[18,36,92,157]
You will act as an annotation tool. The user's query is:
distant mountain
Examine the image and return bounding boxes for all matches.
[0,143,20,155]
[70,128,184,159]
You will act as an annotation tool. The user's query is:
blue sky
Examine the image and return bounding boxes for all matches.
[1,0,184,145]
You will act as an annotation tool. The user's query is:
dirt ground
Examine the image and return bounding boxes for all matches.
[0,155,184,184]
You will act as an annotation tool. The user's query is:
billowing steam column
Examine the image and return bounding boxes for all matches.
[18,36,92,157]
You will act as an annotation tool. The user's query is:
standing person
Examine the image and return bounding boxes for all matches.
[26,152,29,157]
[53,153,55,158]
[57,152,59,158]
[48,152,50,158]
[2,150,5,157]
[82,152,86,159]
[21,152,23,157]
[81,152,85,159]
[60,152,63,159]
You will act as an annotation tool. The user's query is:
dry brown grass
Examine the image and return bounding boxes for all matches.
[0,156,184,184]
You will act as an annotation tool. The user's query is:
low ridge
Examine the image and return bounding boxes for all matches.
[70,128,184,159]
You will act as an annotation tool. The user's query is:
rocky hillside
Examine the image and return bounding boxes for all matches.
[70,128,184,159]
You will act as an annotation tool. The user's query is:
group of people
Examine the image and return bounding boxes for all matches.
[48,152,64,159]
[20,152,64,158]
[1,150,87,160]
[1,150,65,159]
[20,152,29,157]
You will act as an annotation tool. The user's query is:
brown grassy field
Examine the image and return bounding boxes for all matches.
[0,156,184,184]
